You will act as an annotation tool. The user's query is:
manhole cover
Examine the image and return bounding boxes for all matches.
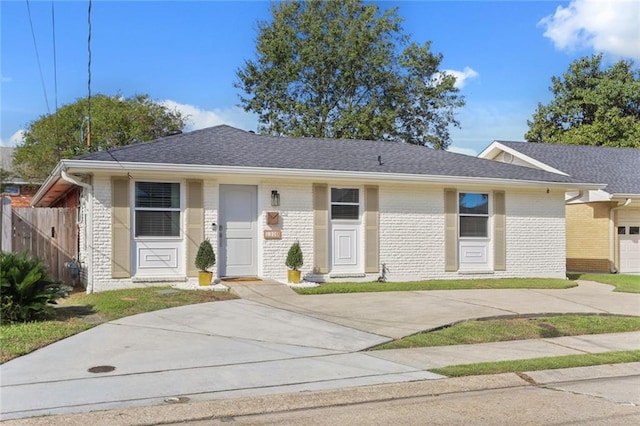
[164,396,190,404]
[88,365,116,373]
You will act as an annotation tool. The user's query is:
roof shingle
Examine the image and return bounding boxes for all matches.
[495,141,640,195]
[78,125,588,184]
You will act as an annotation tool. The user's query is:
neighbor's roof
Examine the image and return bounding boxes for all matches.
[490,141,640,196]
[77,125,585,183]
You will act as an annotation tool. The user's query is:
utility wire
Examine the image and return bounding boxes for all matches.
[26,0,50,114]
[51,1,58,112]
[87,0,92,149]
[51,0,60,160]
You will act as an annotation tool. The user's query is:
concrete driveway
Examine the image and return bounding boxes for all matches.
[231,280,640,338]
[1,280,638,420]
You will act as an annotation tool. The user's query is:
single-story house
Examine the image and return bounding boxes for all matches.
[479,141,639,274]
[32,125,600,292]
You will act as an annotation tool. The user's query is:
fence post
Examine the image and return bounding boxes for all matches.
[1,196,11,252]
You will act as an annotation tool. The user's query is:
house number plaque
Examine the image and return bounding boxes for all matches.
[263,230,282,240]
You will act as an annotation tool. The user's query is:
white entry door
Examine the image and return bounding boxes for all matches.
[219,185,258,277]
[330,187,362,274]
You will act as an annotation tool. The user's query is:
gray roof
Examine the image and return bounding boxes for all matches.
[78,125,585,184]
[496,141,640,195]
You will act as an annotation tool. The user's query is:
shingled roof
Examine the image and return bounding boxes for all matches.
[493,141,640,195]
[77,125,587,185]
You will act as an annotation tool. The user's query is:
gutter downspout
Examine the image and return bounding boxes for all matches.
[565,190,584,204]
[609,198,632,273]
[60,170,94,293]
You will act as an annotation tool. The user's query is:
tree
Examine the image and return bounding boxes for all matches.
[526,54,640,148]
[235,0,464,149]
[14,94,185,181]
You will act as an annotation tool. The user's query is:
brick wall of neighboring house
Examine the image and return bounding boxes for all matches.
[565,202,616,272]
[2,185,39,207]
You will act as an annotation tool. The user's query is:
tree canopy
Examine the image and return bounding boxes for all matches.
[235,0,464,150]
[14,94,185,182]
[526,54,640,148]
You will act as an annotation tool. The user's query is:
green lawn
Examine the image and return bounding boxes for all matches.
[294,278,575,294]
[372,315,640,350]
[0,287,236,363]
[568,273,640,293]
[432,351,640,377]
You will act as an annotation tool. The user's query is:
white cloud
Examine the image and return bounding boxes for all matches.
[442,67,479,89]
[1,75,12,83]
[539,0,640,60]
[0,130,25,147]
[160,100,258,132]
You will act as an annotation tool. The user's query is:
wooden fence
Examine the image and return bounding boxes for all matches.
[1,200,78,284]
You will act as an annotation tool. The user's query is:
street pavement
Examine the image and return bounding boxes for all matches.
[0,280,638,422]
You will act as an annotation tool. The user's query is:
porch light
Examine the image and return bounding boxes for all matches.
[271,190,280,207]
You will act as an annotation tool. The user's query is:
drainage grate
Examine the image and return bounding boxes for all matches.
[164,396,190,404]
[88,365,116,373]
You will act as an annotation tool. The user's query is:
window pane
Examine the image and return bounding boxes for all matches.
[135,211,180,237]
[460,216,488,237]
[135,182,180,208]
[630,227,640,235]
[618,226,626,235]
[331,204,359,220]
[459,193,489,215]
[331,188,359,203]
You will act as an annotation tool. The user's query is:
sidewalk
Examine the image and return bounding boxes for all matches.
[368,331,640,369]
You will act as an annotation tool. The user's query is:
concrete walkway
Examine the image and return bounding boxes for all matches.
[1,280,638,421]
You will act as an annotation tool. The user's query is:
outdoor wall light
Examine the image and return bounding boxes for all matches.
[271,190,280,207]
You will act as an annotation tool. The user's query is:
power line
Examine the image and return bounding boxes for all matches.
[86,0,92,149]
[26,0,50,114]
[51,1,58,112]
[51,0,60,160]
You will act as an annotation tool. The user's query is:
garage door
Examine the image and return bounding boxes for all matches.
[618,209,640,273]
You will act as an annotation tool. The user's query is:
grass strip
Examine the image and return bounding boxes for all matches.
[431,350,640,377]
[295,278,574,294]
[373,315,640,350]
[568,273,640,294]
[0,287,236,363]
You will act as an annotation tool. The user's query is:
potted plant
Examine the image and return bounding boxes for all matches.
[286,241,303,284]
[195,239,216,286]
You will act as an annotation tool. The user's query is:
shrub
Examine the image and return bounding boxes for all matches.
[286,241,303,271]
[195,239,216,271]
[1,252,70,323]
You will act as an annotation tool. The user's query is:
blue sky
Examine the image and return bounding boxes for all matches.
[1,1,638,155]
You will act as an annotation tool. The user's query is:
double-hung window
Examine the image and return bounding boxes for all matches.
[134,182,180,237]
[331,188,359,220]
[459,193,489,238]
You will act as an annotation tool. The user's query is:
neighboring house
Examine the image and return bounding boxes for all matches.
[32,125,599,293]
[479,141,639,274]
[0,147,39,207]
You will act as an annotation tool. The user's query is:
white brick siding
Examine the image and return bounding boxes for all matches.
[83,175,567,292]
[261,181,314,282]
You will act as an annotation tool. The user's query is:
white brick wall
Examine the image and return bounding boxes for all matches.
[83,176,567,292]
[378,184,444,281]
[503,188,566,278]
[261,181,314,282]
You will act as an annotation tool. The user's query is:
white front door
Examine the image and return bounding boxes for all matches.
[219,185,258,277]
[330,187,362,274]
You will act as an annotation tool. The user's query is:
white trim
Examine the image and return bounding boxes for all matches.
[478,141,569,176]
